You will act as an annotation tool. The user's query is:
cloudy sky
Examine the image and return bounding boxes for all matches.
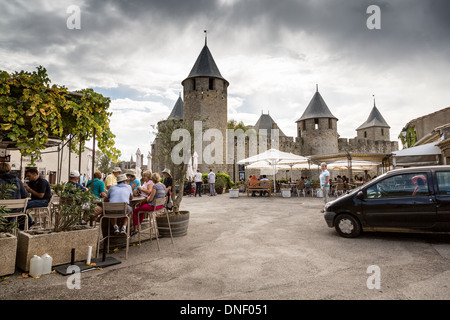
[1,0,450,162]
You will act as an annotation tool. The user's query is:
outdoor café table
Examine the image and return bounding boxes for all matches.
[130,196,146,209]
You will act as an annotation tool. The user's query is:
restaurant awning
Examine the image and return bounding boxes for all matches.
[392,142,442,167]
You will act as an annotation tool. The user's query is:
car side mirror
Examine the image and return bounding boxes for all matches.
[356,191,364,201]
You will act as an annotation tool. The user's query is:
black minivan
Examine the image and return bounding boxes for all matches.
[324,166,450,238]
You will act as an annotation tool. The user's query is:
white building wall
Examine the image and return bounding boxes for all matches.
[7,144,93,184]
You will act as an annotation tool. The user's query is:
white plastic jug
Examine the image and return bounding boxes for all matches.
[29,255,43,278]
[41,253,53,275]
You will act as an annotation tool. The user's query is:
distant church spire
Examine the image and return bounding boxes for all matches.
[373,94,376,107]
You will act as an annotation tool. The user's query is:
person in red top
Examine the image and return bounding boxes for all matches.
[249,175,258,197]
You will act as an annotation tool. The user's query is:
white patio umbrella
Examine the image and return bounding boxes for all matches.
[135,148,142,180]
[186,156,195,180]
[192,151,199,172]
[327,160,379,170]
[238,148,309,192]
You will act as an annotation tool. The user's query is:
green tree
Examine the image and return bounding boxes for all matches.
[0,66,121,163]
[95,150,114,174]
[227,119,247,131]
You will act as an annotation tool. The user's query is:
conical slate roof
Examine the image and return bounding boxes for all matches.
[183,44,228,84]
[297,90,337,122]
[357,106,390,130]
[253,113,286,136]
[168,96,183,120]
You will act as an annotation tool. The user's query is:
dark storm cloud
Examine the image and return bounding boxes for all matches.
[2,0,449,62]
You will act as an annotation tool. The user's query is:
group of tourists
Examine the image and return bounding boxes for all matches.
[0,162,175,237]
[88,166,174,237]
[189,169,217,197]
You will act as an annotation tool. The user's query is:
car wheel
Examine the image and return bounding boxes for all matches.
[335,214,361,238]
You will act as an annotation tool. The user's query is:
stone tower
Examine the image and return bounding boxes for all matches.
[356,98,391,141]
[181,37,229,172]
[296,86,339,156]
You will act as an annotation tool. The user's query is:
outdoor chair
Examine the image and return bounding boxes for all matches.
[311,183,320,197]
[27,196,53,229]
[296,182,306,197]
[97,202,130,260]
[135,197,169,250]
[154,197,174,247]
[334,183,345,197]
[0,198,29,234]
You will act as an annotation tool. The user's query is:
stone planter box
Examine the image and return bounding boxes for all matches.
[0,233,18,277]
[229,189,239,198]
[281,189,291,198]
[16,227,98,272]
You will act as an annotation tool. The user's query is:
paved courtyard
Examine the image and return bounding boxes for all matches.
[1,192,450,301]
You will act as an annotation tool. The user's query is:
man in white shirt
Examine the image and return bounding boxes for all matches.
[194,169,203,197]
[208,169,216,196]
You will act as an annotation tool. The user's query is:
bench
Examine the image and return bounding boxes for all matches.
[246,181,272,197]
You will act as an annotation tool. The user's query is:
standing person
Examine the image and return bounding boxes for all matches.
[363,170,371,183]
[194,169,203,197]
[319,162,331,205]
[105,173,133,235]
[105,167,122,191]
[79,173,86,187]
[208,169,216,196]
[162,169,173,210]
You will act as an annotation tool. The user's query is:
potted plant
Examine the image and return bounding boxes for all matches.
[0,184,19,277]
[152,117,199,238]
[215,176,226,195]
[16,183,99,272]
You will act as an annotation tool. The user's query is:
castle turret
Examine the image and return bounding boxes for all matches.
[356,98,390,141]
[181,35,229,171]
[168,94,183,120]
[296,86,339,156]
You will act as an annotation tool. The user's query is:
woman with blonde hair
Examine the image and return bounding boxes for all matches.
[137,170,153,197]
[131,173,167,237]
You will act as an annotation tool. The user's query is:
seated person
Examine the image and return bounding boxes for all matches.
[259,175,269,197]
[249,175,258,197]
[131,173,167,237]
[24,168,52,210]
[0,162,29,229]
[412,177,428,196]
[86,170,107,199]
[137,170,153,197]
[126,169,141,192]
[86,170,106,222]
[104,174,133,235]
[67,170,87,191]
